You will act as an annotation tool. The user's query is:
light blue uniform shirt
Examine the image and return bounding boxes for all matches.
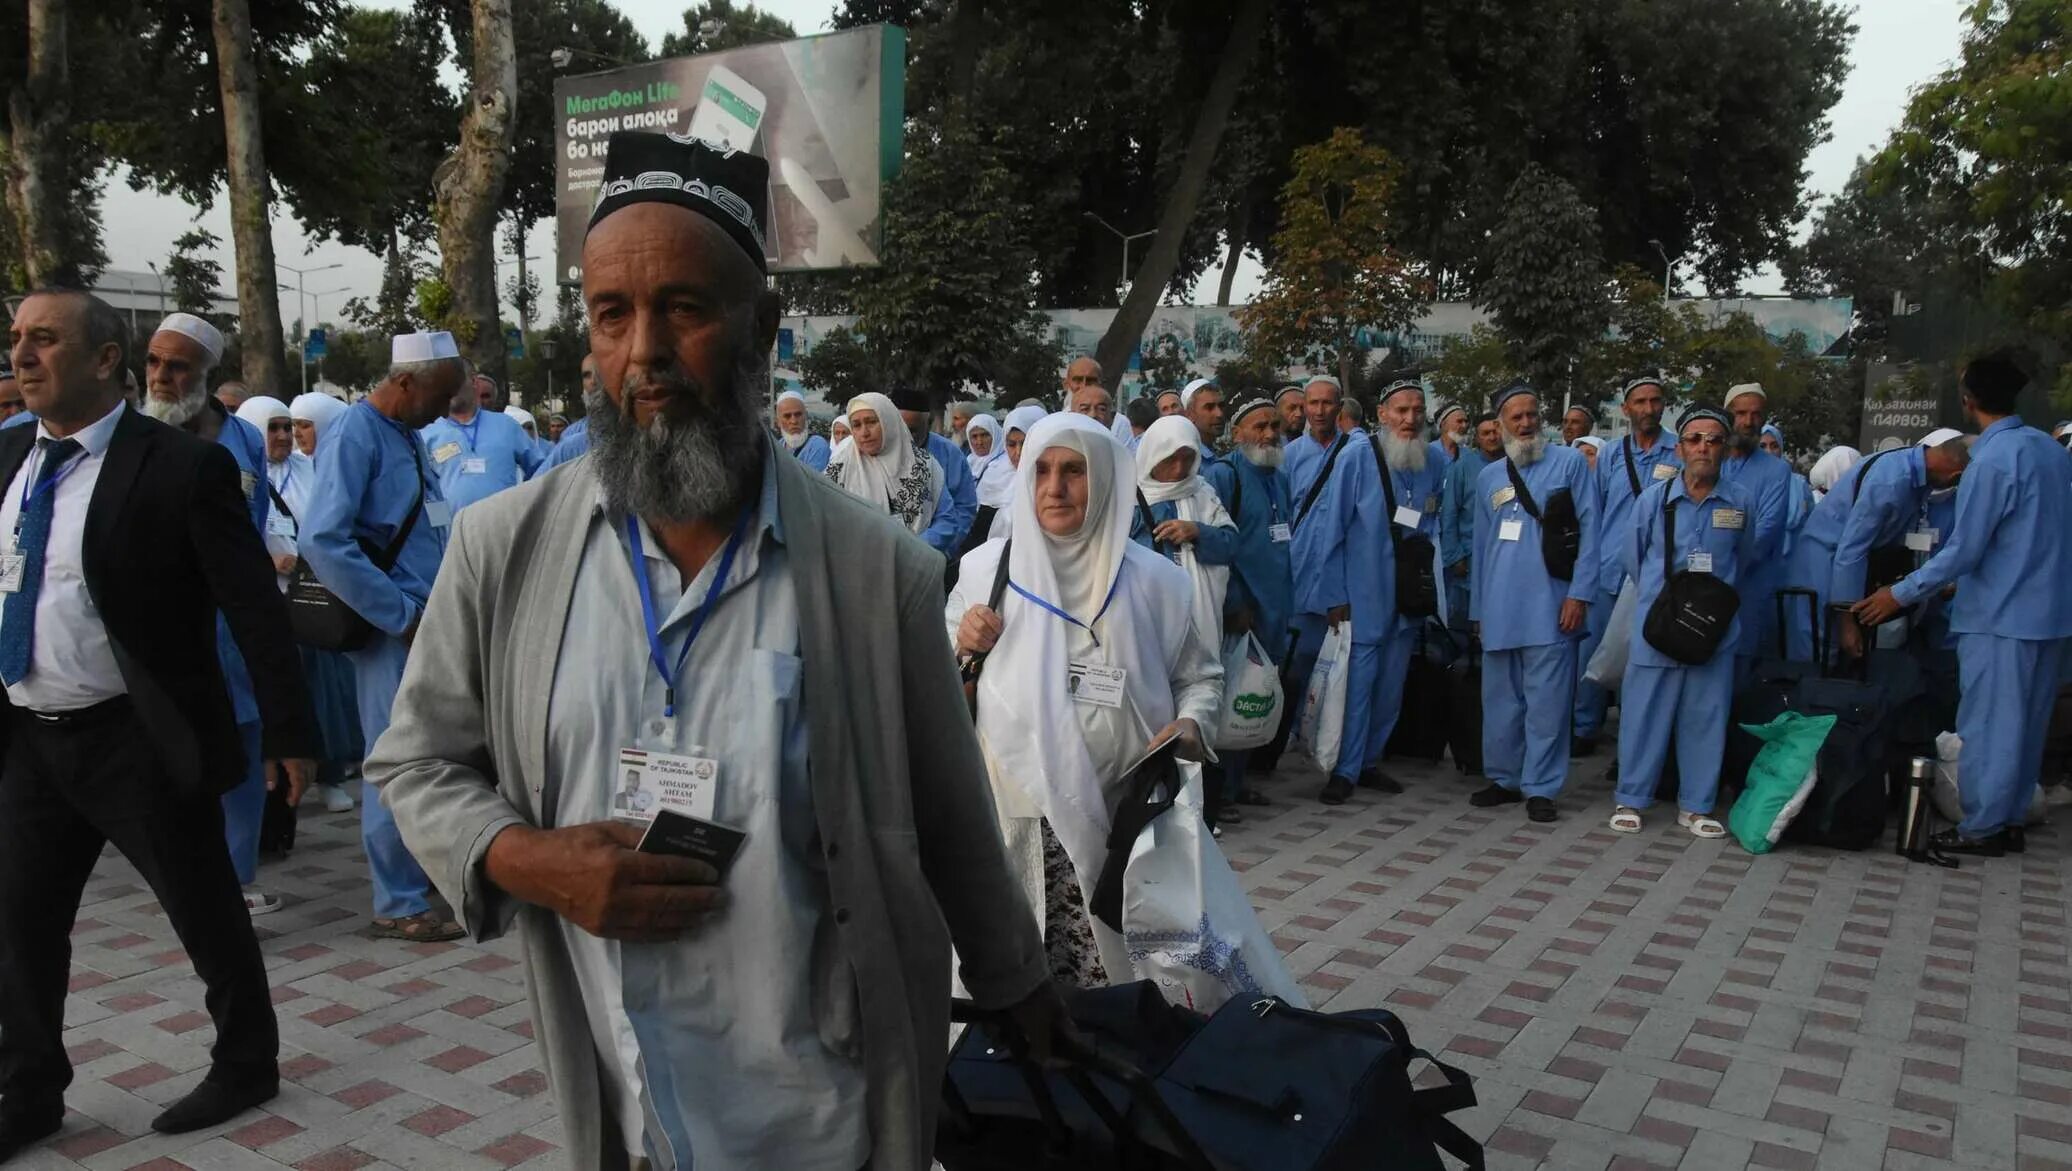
[1801,447,1934,604]
[1285,431,1340,514]
[1622,474,1759,669]
[1439,448,1489,571]
[920,430,977,555]
[1717,448,1794,654]
[1204,453,1294,645]
[786,432,831,473]
[1596,431,1680,592]
[212,409,270,725]
[420,409,542,512]
[1294,432,1442,646]
[548,447,867,1168]
[1427,439,1455,478]
[1470,445,1602,651]
[1894,416,2072,639]
[543,416,590,469]
[301,401,450,636]
[1129,492,1241,566]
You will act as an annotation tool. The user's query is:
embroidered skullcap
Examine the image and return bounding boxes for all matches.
[586,130,770,273]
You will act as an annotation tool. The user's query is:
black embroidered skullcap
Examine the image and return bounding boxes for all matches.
[587,131,770,273]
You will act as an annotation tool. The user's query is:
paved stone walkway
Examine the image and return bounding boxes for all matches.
[15,756,2072,1170]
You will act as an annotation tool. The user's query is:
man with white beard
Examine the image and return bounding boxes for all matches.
[1295,379,1443,804]
[773,389,830,471]
[1203,398,1295,822]
[144,313,289,913]
[1470,383,1600,821]
[368,129,1060,1169]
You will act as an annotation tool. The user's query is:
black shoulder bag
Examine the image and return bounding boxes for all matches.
[1291,433,1351,530]
[286,438,426,652]
[1504,457,1580,581]
[1641,493,1741,664]
[960,540,1014,717]
[1622,435,1644,499]
[1371,437,1439,617]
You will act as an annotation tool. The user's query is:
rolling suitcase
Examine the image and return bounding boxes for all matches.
[1387,620,1453,763]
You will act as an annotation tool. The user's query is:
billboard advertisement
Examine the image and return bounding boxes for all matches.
[552,25,905,283]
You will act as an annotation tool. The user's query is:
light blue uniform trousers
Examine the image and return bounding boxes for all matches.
[1955,634,2067,836]
[220,721,266,886]
[1331,622,1417,782]
[347,633,434,919]
[1613,656,1736,815]
[1572,588,1619,739]
[1482,642,1577,798]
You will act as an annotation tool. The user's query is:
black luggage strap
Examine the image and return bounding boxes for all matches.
[265,482,297,536]
[1371,435,1406,553]
[1293,432,1351,530]
[1623,434,1644,499]
[1504,457,1541,520]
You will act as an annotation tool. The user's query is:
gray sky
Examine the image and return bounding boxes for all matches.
[96,0,1967,338]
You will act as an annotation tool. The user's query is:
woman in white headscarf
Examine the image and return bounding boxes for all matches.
[829,413,851,446]
[289,391,348,457]
[235,396,313,589]
[948,414,1248,996]
[965,413,1004,477]
[986,405,1048,541]
[1808,444,1863,502]
[824,391,943,533]
[1131,415,1237,650]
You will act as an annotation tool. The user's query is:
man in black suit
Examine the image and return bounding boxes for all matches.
[0,289,319,1161]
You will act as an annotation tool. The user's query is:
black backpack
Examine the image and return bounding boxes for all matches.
[1641,491,1741,664]
[1504,457,1579,581]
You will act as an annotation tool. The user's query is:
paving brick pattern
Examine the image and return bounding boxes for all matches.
[15,759,2071,1170]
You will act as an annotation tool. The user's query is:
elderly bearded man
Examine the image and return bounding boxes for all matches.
[774,389,831,472]
[372,132,1059,1171]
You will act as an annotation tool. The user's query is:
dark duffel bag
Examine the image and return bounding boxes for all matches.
[1447,634,1484,775]
[1387,621,1453,763]
[286,459,425,651]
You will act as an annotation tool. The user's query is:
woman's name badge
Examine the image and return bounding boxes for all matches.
[1498,518,1524,542]
[613,747,719,821]
[1068,662,1127,709]
[266,513,296,538]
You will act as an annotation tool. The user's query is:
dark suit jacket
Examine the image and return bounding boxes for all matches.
[0,405,317,795]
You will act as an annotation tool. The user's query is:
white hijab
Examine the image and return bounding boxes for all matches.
[290,392,348,450]
[829,392,941,533]
[975,414,1191,893]
[966,412,1005,476]
[1808,445,1863,498]
[987,406,1050,535]
[1135,415,1232,647]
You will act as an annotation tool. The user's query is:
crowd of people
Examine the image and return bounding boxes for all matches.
[1,125,2066,1169]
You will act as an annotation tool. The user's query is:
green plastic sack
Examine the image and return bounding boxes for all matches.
[1727,711,1837,855]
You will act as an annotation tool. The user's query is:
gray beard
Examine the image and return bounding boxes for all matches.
[1379,432,1427,471]
[588,354,767,524]
[1504,433,1545,466]
[1240,441,1284,469]
[780,429,809,451]
[1730,429,1759,456]
[142,387,207,429]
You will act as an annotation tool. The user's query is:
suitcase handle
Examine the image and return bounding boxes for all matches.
[1772,587,1820,665]
[950,997,1217,1171]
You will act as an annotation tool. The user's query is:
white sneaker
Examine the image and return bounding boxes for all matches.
[319,783,356,813]
[242,887,282,916]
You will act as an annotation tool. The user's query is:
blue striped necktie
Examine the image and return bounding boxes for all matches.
[0,437,85,686]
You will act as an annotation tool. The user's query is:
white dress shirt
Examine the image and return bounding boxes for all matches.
[0,401,129,712]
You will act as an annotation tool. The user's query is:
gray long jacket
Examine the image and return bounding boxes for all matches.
[370,449,1048,1170]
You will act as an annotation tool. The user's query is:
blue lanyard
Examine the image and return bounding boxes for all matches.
[16,448,85,532]
[626,510,750,718]
[455,413,482,452]
[1009,566,1125,648]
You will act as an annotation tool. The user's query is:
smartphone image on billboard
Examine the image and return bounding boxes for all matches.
[686,64,768,153]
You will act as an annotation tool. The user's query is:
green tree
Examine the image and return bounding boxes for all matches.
[1430,325,1520,417]
[659,0,796,55]
[164,227,226,320]
[1482,164,1610,403]
[0,0,110,290]
[344,235,431,340]
[1239,128,1429,392]
[794,324,886,407]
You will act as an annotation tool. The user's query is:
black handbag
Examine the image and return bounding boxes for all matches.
[1504,458,1579,580]
[1641,493,1741,664]
[286,438,426,652]
[1090,735,1183,932]
[1371,437,1439,618]
[959,540,1013,717]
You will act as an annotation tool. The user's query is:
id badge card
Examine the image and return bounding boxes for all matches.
[613,746,720,822]
[1906,529,1938,552]
[266,513,296,538]
[0,545,22,594]
[1687,551,1714,574]
[1268,522,1292,544]
[460,457,488,475]
[432,441,462,465]
[425,499,453,528]
[1068,662,1127,708]
[1653,463,1677,481]
[1393,506,1422,529]
[1498,518,1524,542]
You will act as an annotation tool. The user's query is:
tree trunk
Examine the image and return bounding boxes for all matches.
[434,0,518,378]
[210,0,287,388]
[2,0,68,287]
[1093,0,1271,384]
[1214,196,1248,307]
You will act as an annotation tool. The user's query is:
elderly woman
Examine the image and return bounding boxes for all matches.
[503,404,552,463]
[1130,415,1238,648]
[1808,445,1863,502]
[949,414,1263,998]
[825,391,943,533]
[986,405,1047,541]
[277,392,365,814]
[829,413,851,446]
[290,390,348,457]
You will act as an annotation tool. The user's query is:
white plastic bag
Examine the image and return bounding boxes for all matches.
[1215,632,1283,751]
[1117,763,1307,1013]
[1296,624,1352,773]
[1585,580,1637,689]
[1932,731,2047,826]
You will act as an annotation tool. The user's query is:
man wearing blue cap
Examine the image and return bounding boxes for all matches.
[1856,354,2072,854]
[1470,382,1600,821]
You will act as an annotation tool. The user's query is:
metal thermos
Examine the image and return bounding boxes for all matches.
[1897,755,1934,857]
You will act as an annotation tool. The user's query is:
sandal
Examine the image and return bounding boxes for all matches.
[1678,811,1727,839]
[1609,806,1644,834]
[242,888,282,916]
[368,912,465,942]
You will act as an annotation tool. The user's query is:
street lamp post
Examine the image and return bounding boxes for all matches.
[1649,239,1673,303]
[541,337,558,410]
[308,285,350,383]
[1082,212,1155,295]
[277,261,343,397]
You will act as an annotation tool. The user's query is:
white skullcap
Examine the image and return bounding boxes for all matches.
[1303,374,1342,390]
[234,395,290,428]
[1920,427,1965,447]
[503,404,536,428]
[1725,382,1767,407]
[1179,377,1216,410]
[776,389,806,407]
[1571,435,1605,451]
[154,312,224,365]
[392,330,460,364]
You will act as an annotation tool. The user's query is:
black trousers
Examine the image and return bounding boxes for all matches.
[0,699,278,1112]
